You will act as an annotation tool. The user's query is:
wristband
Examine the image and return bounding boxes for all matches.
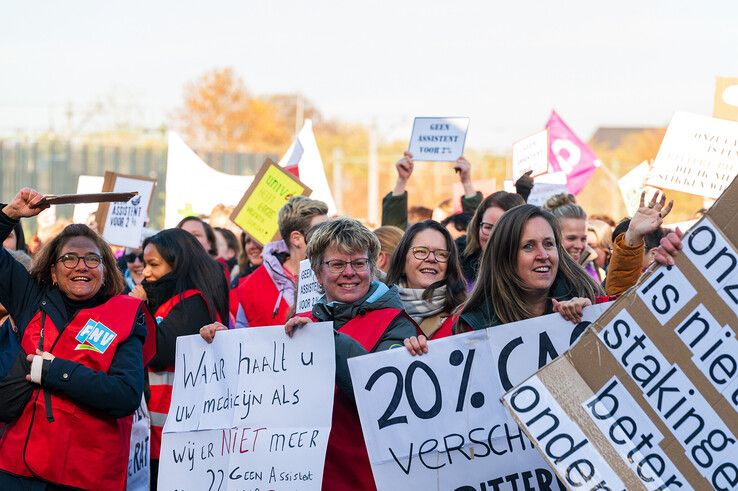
[30,355,44,384]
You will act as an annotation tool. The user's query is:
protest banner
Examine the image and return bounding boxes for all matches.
[617,161,660,216]
[164,132,254,228]
[96,171,156,248]
[526,172,569,207]
[504,175,738,490]
[646,111,738,200]
[512,129,549,181]
[230,159,312,246]
[127,397,150,491]
[546,111,601,195]
[349,303,610,490]
[408,117,469,162]
[296,259,322,314]
[158,323,336,490]
[72,175,104,223]
[713,76,738,121]
[279,119,337,214]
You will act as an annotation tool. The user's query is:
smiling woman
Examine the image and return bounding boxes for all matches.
[0,188,156,491]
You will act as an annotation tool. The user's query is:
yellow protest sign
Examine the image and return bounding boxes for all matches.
[713,76,738,121]
[230,159,311,246]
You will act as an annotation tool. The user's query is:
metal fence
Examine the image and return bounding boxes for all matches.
[0,139,273,228]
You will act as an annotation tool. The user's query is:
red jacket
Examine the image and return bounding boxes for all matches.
[235,265,291,327]
[299,308,406,491]
[429,312,458,340]
[148,289,208,460]
[0,296,146,491]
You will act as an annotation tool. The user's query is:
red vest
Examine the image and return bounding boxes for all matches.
[299,308,408,491]
[236,265,291,327]
[0,295,146,491]
[430,312,458,340]
[148,289,208,460]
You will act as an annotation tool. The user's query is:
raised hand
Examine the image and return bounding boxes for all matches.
[2,187,49,220]
[624,191,673,247]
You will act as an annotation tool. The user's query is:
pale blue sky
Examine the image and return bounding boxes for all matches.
[1,0,737,151]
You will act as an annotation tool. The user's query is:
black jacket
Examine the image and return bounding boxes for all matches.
[0,209,147,418]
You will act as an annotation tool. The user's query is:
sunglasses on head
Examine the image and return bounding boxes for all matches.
[124,252,144,263]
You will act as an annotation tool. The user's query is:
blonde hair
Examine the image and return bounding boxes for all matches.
[277,196,328,242]
[373,226,404,257]
[307,217,380,275]
[543,193,587,220]
[587,219,613,251]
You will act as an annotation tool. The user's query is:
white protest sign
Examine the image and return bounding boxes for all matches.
[646,111,738,199]
[349,303,610,490]
[296,259,322,314]
[100,174,156,248]
[158,323,335,491]
[408,117,469,162]
[127,397,150,491]
[72,175,104,224]
[526,171,568,207]
[512,129,549,181]
[617,161,661,216]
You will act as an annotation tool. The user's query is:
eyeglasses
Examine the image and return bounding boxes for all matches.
[479,222,494,234]
[410,246,450,262]
[124,252,144,263]
[323,258,370,274]
[57,253,103,269]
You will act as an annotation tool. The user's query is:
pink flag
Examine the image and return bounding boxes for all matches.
[545,111,601,195]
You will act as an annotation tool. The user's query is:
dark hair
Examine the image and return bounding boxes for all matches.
[441,212,472,233]
[611,219,668,253]
[177,216,217,257]
[464,205,602,324]
[464,191,525,257]
[30,224,125,299]
[612,218,630,243]
[214,227,241,257]
[143,228,229,323]
[9,222,27,252]
[386,220,466,314]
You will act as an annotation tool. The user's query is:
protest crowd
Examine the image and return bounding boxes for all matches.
[0,121,733,491]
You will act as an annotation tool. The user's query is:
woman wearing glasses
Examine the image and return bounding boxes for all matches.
[129,227,229,489]
[0,188,155,490]
[460,191,525,289]
[385,220,466,340]
[202,217,417,491]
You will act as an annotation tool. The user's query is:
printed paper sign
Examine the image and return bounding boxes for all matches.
[158,323,335,491]
[646,111,738,199]
[525,172,568,207]
[407,117,469,162]
[97,171,156,248]
[230,159,312,246]
[349,303,610,490]
[512,129,549,181]
[617,161,661,216]
[296,259,322,314]
[127,398,150,491]
[72,175,104,224]
[713,76,738,121]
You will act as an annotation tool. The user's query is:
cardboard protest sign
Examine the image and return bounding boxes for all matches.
[408,117,469,162]
[713,76,738,121]
[127,397,150,491]
[96,171,156,248]
[349,304,610,490]
[296,259,322,314]
[158,323,335,490]
[513,129,549,181]
[617,161,661,217]
[526,172,569,207]
[230,159,311,246]
[646,111,738,199]
[504,175,738,490]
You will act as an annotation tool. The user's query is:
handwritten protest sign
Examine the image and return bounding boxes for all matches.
[158,323,335,491]
[127,397,150,491]
[504,175,738,490]
[646,111,738,199]
[713,76,738,121]
[408,117,469,162]
[296,259,322,314]
[512,129,549,181]
[97,171,156,248]
[349,303,610,490]
[230,159,311,246]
